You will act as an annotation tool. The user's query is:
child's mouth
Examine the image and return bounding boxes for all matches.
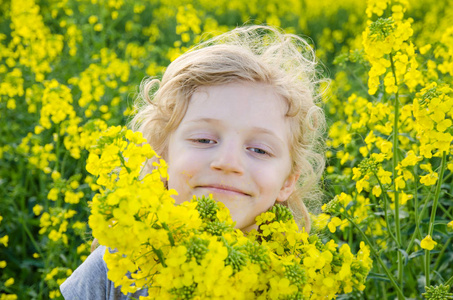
[196,185,251,197]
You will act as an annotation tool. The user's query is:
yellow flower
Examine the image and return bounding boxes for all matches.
[356,176,370,193]
[328,217,343,233]
[400,150,422,167]
[33,204,43,216]
[436,119,452,132]
[419,44,431,55]
[372,185,382,197]
[47,188,59,201]
[51,171,61,180]
[4,277,14,287]
[377,167,392,185]
[311,213,330,231]
[420,172,438,186]
[395,176,406,190]
[420,235,437,250]
[49,290,61,299]
[352,167,362,180]
[0,235,9,247]
[447,221,453,231]
[94,23,103,32]
[338,192,353,206]
[88,15,98,24]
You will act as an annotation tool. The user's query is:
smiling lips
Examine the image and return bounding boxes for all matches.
[196,184,251,197]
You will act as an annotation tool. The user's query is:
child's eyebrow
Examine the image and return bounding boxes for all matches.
[249,126,286,145]
[185,117,221,125]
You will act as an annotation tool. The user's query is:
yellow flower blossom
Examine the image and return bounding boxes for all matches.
[33,204,43,216]
[0,235,9,247]
[377,167,392,184]
[372,185,382,197]
[4,278,14,287]
[420,172,438,186]
[356,176,370,193]
[328,217,343,233]
[447,221,453,231]
[395,176,406,190]
[400,150,422,167]
[88,16,98,24]
[420,235,437,250]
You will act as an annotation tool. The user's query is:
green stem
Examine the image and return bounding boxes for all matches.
[55,124,62,209]
[389,52,403,286]
[406,191,434,254]
[341,212,405,299]
[60,150,69,179]
[377,262,388,299]
[21,218,44,258]
[162,223,175,246]
[442,171,452,183]
[19,158,27,259]
[405,225,421,255]
[55,123,60,171]
[10,197,44,258]
[446,275,453,286]
[425,249,431,287]
[433,237,451,272]
[118,150,132,173]
[373,170,398,244]
[405,165,421,254]
[428,152,447,235]
[438,203,453,220]
[425,151,447,286]
[152,246,167,267]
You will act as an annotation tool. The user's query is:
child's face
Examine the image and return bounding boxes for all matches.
[167,82,298,231]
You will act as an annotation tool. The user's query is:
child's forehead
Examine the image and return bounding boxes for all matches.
[192,82,287,109]
[181,82,291,130]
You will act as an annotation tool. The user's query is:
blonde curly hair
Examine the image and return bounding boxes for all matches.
[130,25,326,233]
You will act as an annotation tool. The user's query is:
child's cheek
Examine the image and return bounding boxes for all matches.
[168,169,194,204]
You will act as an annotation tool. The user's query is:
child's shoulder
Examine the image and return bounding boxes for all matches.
[60,245,148,299]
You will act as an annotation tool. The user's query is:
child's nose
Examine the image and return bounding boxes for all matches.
[210,142,244,175]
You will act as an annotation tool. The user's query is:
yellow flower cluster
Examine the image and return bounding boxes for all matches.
[68,48,130,114]
[87,127,372,299]
[9,0,64,82]
[176,5,202,44]
[44,267,73,299]
[39,208,77,245]
[413,83,453,158]
[327,0,452,235]
[322,0,453,295]
[320,192,388,249]
[362,0,422,95]
[39,80,76,130]
[0,216,17,300]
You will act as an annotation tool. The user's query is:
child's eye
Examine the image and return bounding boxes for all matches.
[249,147,269,155]
[193,138,216,144]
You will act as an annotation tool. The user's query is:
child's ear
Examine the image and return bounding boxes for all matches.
[276,172,300,203]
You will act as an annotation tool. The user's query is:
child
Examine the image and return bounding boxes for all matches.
[60,25,326,299]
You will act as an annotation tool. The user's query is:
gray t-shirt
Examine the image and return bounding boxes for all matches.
[60,246,148,300]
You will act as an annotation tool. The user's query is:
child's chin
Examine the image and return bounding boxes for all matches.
[234,219,258,232]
